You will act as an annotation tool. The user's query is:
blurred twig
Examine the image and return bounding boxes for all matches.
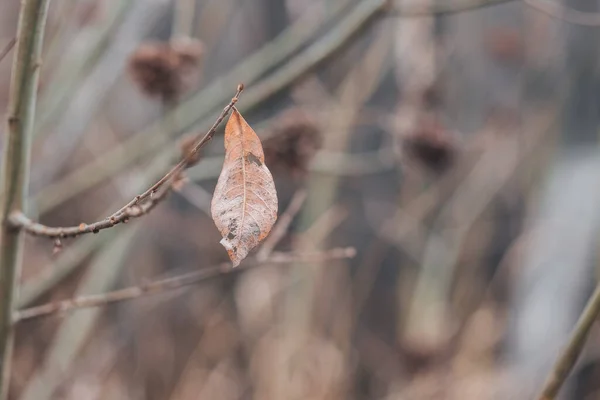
[0,0,50,397]
[524,0,600,26]
[17,226,139,400]
[0,38,16,65]
[389,0,513,16]
[404,112,557,349]
[10,86,244,240]
[536,283,600,400]
[17,234,110,308]
[34,0,133,134]
[256,188,308,261]
[177,182,212,214]
[172,0,196,38]
[14,247,356,322]
[283,17,392,352]
[388,0,600,26]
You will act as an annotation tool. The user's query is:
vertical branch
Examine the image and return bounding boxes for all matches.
[0,0,51,397]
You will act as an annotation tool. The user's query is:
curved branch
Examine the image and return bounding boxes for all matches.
[10,85,244,240]
[14,247,356,322]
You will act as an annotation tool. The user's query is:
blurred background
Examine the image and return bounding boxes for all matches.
[1,0,600,398]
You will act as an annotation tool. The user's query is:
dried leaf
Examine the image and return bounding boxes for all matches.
[211,109,278,266]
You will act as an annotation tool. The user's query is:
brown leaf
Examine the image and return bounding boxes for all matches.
[211,109,278,266]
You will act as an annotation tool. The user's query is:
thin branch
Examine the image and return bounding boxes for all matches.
[0,38,16,65]
[14,247,356,322]
[0,0,51,397]
[388,0,515,17]
[9,85,244,240]
[388,0,600,27]
[536,283,600,400]
[524,0,600,27]
[256,188,308,261]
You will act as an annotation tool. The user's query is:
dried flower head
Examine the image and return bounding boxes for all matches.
[263,108,322,179]
[401,116,456,174]
[127,38,204,101]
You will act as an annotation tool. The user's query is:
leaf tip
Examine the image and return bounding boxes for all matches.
[219,237,242,267]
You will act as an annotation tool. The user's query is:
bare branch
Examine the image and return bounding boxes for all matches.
[14,247,356,322]
[10,85,244,240]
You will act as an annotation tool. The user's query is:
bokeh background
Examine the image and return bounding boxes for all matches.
[1,0,599,398]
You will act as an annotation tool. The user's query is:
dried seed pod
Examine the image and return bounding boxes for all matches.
[128,42,180,100]
[401,116,456,174]
[263,108,322,179]
[127,38,204,101]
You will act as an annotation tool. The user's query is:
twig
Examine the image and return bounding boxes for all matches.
[536,283,600,400]
[388,0,514,16]
[0,38,16,65]
[388,0,600,27]
[0,0,51,397]
[9,85,244,240]
[172,0,195,38]
[34,0,134,137]
[524,0,600,27]
[14,247,356,322]
[18,150,175,308]
[256,188,308,261]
